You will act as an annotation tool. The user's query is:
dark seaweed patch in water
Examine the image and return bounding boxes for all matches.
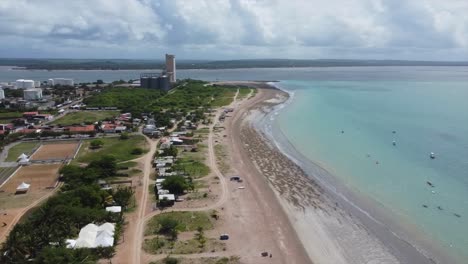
[437,132,458,143]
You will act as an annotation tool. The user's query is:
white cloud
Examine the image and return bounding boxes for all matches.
[0,0,466,60]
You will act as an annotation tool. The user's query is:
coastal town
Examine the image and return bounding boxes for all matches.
[0,54,309,264]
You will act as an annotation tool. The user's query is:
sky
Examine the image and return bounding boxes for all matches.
[0,0,467,60]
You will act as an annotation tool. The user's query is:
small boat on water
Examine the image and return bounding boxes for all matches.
[430,152,436,159]
[392,140,396,146]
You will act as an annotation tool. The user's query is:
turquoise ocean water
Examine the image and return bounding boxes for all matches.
[275,79,468,262]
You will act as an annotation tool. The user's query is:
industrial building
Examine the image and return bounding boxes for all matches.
[140,73,170,91]
[165,54,176,83]
[0,89,4,100]
[15,79,35,89]
[23,88,43,101]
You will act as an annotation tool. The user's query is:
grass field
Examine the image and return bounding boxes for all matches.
[0,167,18,185]
[5,142,40,162]
[51,110,119,125]
[76,135,148,163]
[145,211,214,236]
[143,236,225,255]
[173,144,210,178]
[211,89,236,107]
[237,87,253,99]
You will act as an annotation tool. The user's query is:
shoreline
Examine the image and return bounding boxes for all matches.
[228,81,455,264]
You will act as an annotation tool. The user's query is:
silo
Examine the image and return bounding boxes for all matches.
[149,77,159,89]
[158,76,170,91]
[23,89,43,100]
[140,77,150,88]
[23,80,35,89]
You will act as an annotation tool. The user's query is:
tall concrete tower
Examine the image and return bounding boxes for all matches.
[165,54,176,83]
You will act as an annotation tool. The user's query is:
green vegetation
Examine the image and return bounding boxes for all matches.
[0,167,17,183]
[161,175,193,195]
[173,158,210,179]
[145,211,214,236]
[214,144,230,174]
[143,236,225,255]
[76,135,147,163]
[0,155,126,263]
[83,80,239,126]
[237,87,253,99]
[5,141,39,161]
[84,88,164,116]
[51,110,119,126]
[0,111,23,123]
[90,139,104,149]
[150,256,241,264]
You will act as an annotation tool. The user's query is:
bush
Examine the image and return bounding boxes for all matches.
[120,132,130,140]
[90,139,104,149]
[164,257,179,264]
[131,147,144,155]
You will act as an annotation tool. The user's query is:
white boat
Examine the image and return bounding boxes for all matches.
[430,152,436,159]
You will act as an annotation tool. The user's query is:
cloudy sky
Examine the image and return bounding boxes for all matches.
[0,0,467,60]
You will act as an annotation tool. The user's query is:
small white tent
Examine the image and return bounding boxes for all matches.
[18,153,28,160]
[18,157,30,165]
[16,182,30,193]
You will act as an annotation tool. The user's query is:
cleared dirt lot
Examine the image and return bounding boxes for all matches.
[30,142,80,160]
[0,164,61,194]
[0,164,62,243]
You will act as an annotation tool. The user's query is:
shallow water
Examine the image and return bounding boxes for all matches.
[275,79,468,262]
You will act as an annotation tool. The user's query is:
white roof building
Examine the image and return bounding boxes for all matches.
[105,206,122,213]
[158,194,175,201]
[0,89,4,100]
[68,223,115,249]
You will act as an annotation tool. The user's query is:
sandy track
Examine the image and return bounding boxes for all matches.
[132,135,159,264]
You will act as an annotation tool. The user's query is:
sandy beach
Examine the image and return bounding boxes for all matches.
[219,81,445,264]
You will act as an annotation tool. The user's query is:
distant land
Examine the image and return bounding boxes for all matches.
[1,58,468,70]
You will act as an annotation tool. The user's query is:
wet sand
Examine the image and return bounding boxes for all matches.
[224,81,444,264]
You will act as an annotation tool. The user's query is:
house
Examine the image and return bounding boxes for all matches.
[158,194,175,206]
[170,137,183,145]
[23,111,39,118]
[143,124,157,135]
[159,141,172,150]
[105,206,122,213]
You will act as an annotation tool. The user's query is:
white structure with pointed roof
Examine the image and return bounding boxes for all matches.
[16,182,30,192]
[68,223,115,249]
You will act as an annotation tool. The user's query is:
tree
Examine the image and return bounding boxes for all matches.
[90,139,104,149]
[162,145,178,157]
[120,132,129,140]
[158,217,179,240]
[131,147,143,155]
[161,176,189,195]
[88,155,117,178]
[194,226,206,249]
[113,186,134,210]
